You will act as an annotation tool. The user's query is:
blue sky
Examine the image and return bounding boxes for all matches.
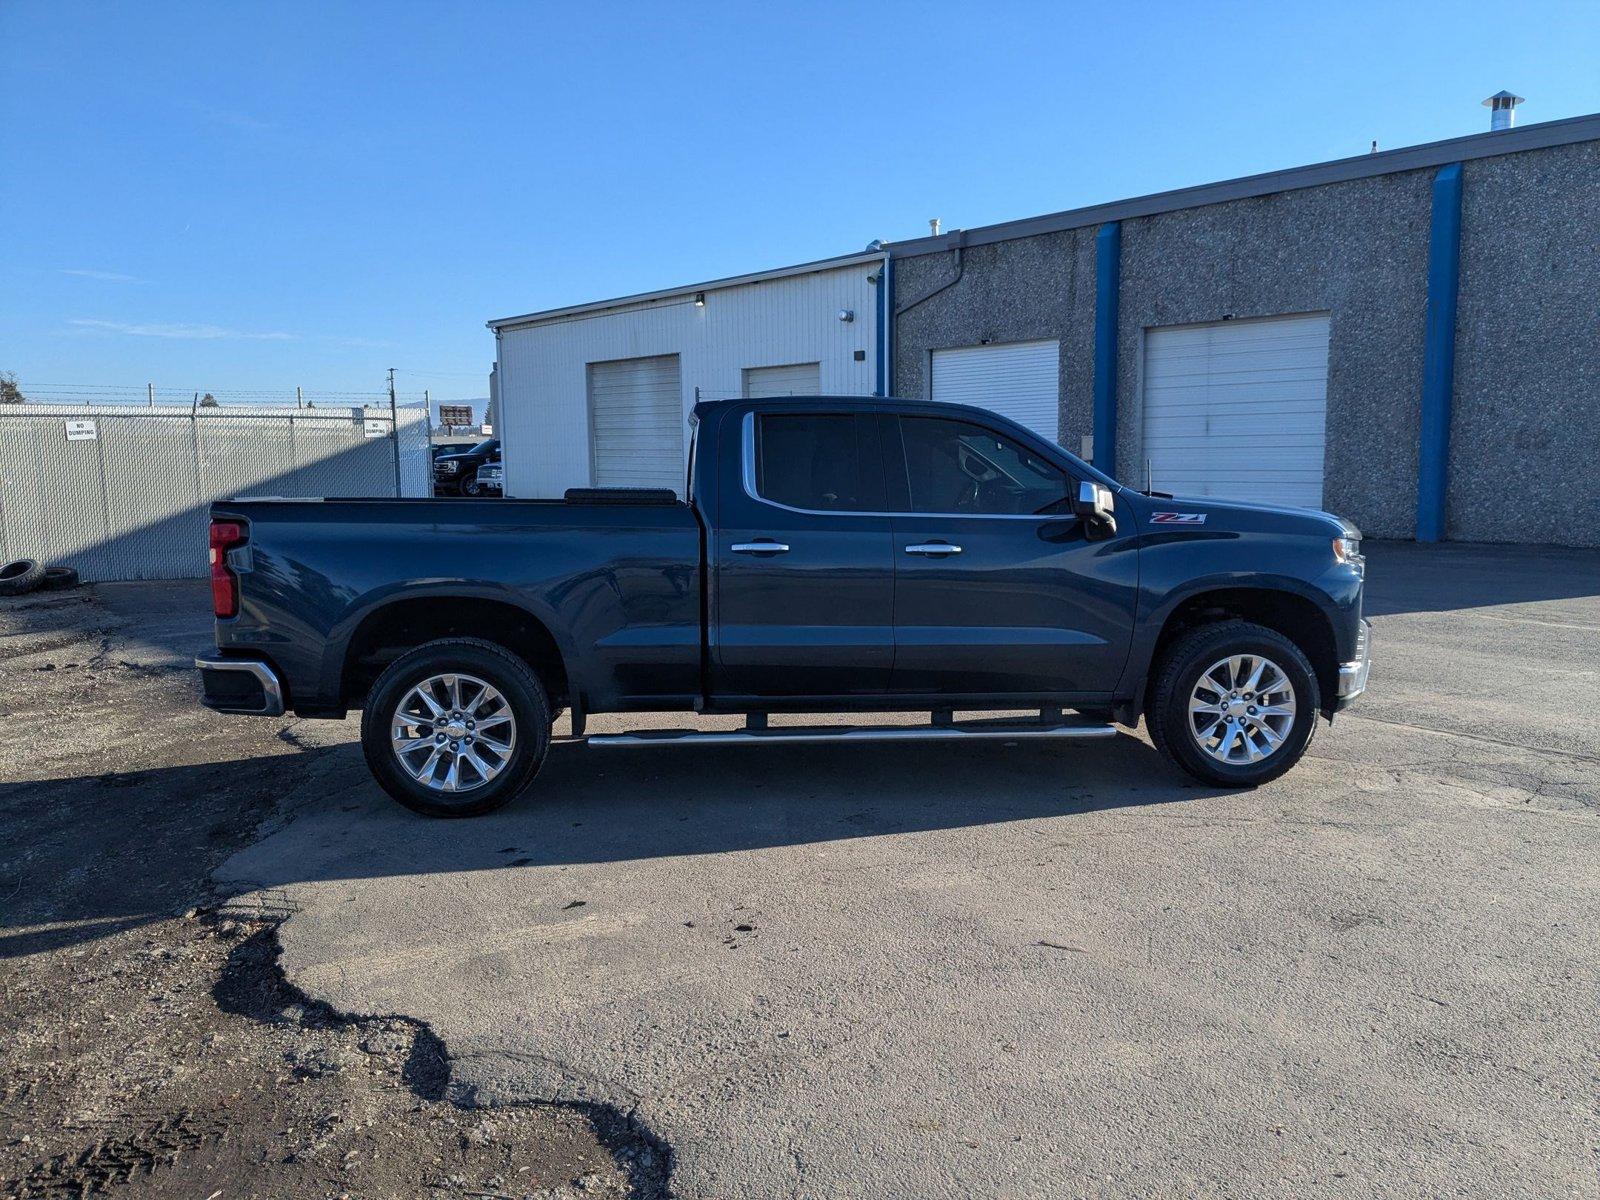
[3,1,1596,409]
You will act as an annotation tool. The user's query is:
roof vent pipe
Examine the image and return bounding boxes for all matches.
[929,217,941,237]
[1483,90,1524,131]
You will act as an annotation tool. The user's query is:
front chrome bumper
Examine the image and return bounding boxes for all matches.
[196,655,286,717]
[1335,619,1372,705]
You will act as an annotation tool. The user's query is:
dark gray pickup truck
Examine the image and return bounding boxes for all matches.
[198,396,1370,816]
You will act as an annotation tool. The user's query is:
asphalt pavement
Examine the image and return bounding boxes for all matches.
[193,542,1599,1197]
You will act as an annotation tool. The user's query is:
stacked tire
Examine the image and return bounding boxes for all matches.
[0,560,79,596]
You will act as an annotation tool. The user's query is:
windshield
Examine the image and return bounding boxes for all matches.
[467,439,498,455]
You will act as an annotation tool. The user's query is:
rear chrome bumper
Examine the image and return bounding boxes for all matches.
[1334,619,1372,707]
[196,655,285,717]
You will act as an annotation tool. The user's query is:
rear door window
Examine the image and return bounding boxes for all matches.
[754,413,884,512]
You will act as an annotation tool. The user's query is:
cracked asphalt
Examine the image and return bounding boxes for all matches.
[207,542,1600,1199]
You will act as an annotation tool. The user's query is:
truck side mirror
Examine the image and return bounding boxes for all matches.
[1073,480,1117,538]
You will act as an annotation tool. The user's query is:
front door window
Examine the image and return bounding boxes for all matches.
[899,417,1070,515]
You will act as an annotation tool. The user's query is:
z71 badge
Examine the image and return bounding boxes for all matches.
[1151,512,1206,525]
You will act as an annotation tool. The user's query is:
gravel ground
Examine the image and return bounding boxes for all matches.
[0,583,666,1200]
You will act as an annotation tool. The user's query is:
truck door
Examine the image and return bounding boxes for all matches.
[710,408,894,700]
[884,413,1138,698]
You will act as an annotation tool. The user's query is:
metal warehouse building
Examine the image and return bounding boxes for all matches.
[489,251,886,498]
[490,107,1599,545]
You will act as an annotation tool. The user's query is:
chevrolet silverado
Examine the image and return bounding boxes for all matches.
[197,397,1370,816]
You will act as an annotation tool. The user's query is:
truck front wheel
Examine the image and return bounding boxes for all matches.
[360,637,551,817]
[1147,620,1319,788]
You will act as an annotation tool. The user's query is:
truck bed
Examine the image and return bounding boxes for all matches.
[211,495,704,716]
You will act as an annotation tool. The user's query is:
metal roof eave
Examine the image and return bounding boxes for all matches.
[884,111,1600,258]
[487,249,886,332]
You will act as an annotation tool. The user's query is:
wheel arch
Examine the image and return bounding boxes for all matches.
[335,590,574,712]
[1121,580,1341,720]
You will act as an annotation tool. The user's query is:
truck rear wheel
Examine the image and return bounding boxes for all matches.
[360,637,551,817]
[1147,620,1319,788]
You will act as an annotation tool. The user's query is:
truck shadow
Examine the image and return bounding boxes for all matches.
[3,732,1221,957]
[214,729,1224,913]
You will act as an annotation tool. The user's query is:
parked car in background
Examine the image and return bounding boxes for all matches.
[467,458,503,497]
[432,438,499,495]
[198,395,1370,818]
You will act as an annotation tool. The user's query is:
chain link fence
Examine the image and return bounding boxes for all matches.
[0,403,431,582]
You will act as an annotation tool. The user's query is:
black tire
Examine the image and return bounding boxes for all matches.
[0,559,45,596]
[360,637,551,818]
[1147,620,1320,788]
[41,565,80,590]
[462,478,483,497]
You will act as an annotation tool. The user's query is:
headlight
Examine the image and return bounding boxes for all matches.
[437,461,458,474]
[1333,536,1362,565]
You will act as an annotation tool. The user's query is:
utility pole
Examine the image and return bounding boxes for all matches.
[147,382,154,407]
[296,386,303,409]
[387,368,402,496]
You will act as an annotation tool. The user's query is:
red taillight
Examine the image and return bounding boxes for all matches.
[209,520,245,618]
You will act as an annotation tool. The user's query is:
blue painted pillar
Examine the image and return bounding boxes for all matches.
[1416,163,1464,542]
[1092,221,1122,476]
[876,253,893,397]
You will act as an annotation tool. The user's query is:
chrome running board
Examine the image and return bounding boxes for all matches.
[586,718,1117,749]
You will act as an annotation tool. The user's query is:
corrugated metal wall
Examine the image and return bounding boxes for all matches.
[496,261,880,498]
[0,404,431,582]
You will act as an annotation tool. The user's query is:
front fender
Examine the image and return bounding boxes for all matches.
[1114,565,1356,706]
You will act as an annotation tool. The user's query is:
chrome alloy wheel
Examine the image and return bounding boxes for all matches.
[1188,654,1297,765]
[390,672,517,793]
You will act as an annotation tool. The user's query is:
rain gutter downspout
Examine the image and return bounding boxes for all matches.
[878,251,894,396]
[1092,221,1122,477]
[893,231,966,319]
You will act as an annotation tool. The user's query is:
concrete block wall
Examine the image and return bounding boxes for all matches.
[1114,170,1432,539]
[892,231,1097,455]
[1450,141,1600,544]
[889,137,1600,546]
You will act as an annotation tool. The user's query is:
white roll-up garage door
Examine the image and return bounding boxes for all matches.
[931,340,1060,442]
[1142,314,1330,508]
[587,354,684,493]
[743,361,821,399]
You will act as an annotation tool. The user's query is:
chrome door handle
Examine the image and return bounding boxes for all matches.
[731,541,790,554]
[905,542,962,556]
